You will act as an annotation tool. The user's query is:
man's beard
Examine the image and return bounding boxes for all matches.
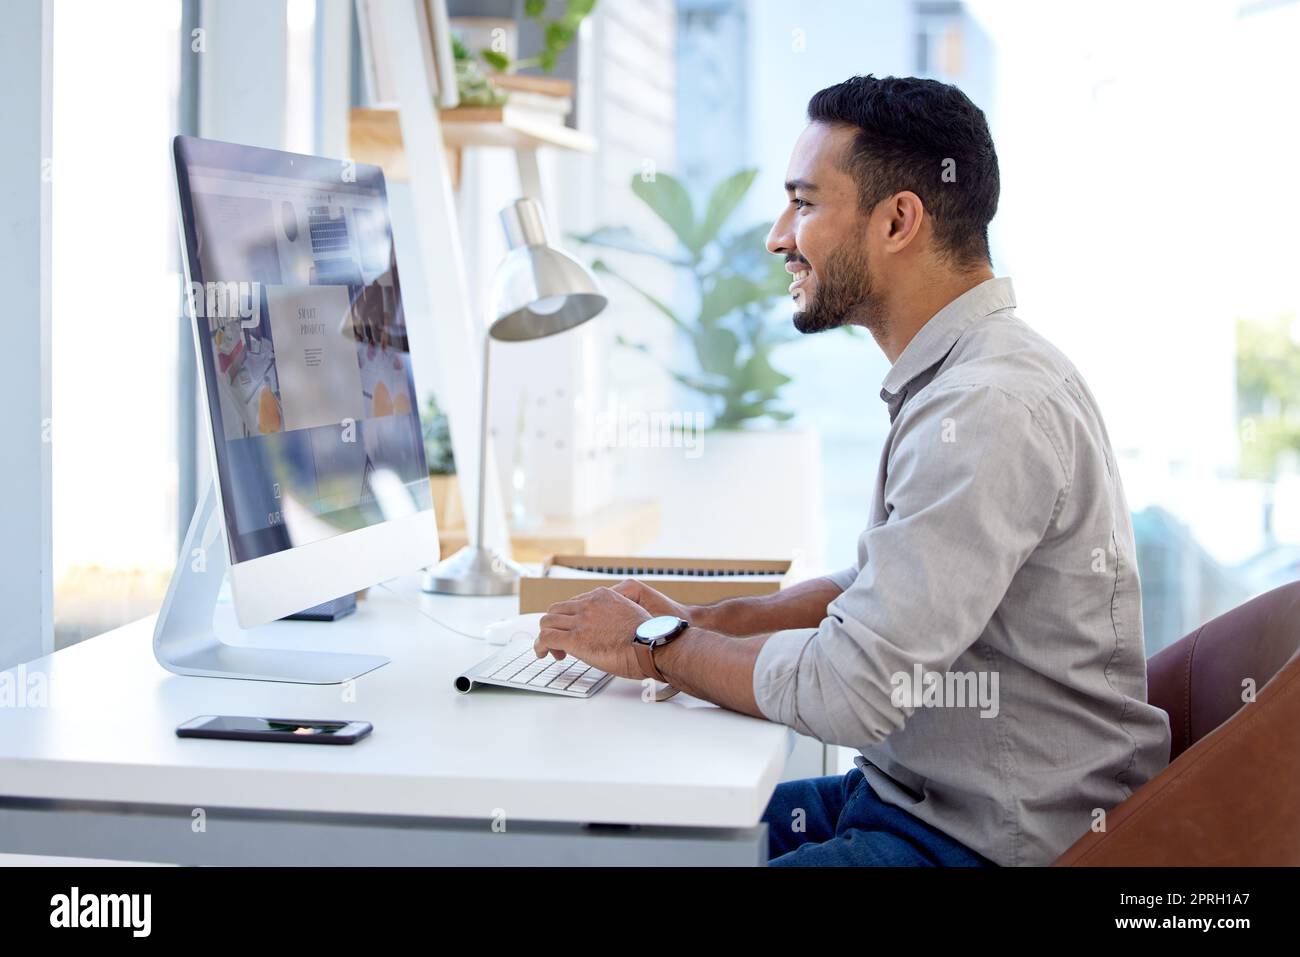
[792,241,886,336]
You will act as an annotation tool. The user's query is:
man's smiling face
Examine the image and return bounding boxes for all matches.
[766,122,883,335]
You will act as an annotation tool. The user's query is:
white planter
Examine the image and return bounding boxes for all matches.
[615,428,825,563]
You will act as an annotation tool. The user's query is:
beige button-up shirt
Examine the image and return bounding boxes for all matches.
[753,277,1171,866]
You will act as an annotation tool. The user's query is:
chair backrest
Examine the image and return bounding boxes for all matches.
[1146,580,1300,761]
[1053,580,1300,865]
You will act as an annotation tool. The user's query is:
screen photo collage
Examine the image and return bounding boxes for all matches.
[188,171,430,561]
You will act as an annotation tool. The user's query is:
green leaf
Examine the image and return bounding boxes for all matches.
[671,371,732,397]
[631,172,698,254]
[481,49,509,72]
[715,221,777,276]
[524,0,547,19]
[696,168,758,250]
[566,0,599,22]
[699,274,765,327]
[737,349,792,396]
[693,325,740,378]
[545,20,575,49]
[716,397,791,428]
[714,404,766,428]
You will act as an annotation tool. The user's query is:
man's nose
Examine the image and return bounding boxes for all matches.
[766,208,794,256]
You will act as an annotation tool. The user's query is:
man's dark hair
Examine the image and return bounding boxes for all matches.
[807,74,999,267]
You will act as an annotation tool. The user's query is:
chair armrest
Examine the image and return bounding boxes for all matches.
[1053,655,1300,866]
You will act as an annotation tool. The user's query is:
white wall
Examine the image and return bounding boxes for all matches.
[199,0,289,150]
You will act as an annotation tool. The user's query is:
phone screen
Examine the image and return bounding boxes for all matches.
[204,717,349,736]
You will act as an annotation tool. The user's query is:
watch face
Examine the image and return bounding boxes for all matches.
[637,615,684,642]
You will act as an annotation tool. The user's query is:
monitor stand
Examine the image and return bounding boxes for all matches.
[152,484,390,684]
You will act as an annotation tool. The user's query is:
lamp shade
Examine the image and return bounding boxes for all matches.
[488,198,607,342]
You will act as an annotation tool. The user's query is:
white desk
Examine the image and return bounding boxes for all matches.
[0,575,792,865]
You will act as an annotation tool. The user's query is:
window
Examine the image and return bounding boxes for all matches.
[51,0,330,648]
[661,0,1300,654]
[51,0,184,647]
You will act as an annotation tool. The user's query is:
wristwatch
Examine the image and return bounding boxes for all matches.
[633,615,689,684]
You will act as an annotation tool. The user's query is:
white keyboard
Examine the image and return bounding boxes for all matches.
[454,641,613,698]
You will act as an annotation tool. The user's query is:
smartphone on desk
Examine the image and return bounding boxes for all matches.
[177,715,372,745]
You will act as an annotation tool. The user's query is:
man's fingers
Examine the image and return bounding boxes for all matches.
[613,579,667,611]
[603,586,643,610]
[611,578,642,599]
[549,586,619,615]
[539,611,576,632]
[534,628,569,660]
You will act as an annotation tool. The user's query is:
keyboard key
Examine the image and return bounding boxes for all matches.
[528,665,568,686]
[513,662,549,681]
[549,663,588,690]
[489,657,532,681]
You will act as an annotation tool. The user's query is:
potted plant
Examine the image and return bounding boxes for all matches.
[450,0,597,106]
[575,167,856,429]
[423,392,463,532]
[573,169,849,560]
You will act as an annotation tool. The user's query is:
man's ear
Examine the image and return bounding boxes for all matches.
[881,190,925,253]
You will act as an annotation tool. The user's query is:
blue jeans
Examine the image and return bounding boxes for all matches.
[762,769,997,867]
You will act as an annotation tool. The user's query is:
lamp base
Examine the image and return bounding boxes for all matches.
[421,544,522,596]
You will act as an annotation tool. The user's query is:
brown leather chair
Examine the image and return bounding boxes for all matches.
[1053,581,1300,865]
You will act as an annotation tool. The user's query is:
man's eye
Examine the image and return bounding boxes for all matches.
[792,197,811,211]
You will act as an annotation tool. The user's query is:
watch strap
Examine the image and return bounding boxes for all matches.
[652,683,680,702]
[634,639,668,683]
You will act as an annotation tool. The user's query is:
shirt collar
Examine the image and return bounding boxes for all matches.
[879,276,1017,401]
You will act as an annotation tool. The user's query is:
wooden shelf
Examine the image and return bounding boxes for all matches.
[350,106,595,184]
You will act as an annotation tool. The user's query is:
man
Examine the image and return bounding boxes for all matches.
[535,75,1171,867]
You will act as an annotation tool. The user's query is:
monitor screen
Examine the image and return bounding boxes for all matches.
[174,137,431,565]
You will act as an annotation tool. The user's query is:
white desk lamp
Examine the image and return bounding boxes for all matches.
[422,197,607,596]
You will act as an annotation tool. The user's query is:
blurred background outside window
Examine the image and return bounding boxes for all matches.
[666,0,1300,653]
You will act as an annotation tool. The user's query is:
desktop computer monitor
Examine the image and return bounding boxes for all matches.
[172,135,438,631]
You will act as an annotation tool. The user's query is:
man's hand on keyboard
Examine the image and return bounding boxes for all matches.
[610,578,692,622]
[536,586,653,680]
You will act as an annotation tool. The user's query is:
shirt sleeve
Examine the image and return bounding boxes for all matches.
[823,564,860,592]
[752,383,1068,748]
